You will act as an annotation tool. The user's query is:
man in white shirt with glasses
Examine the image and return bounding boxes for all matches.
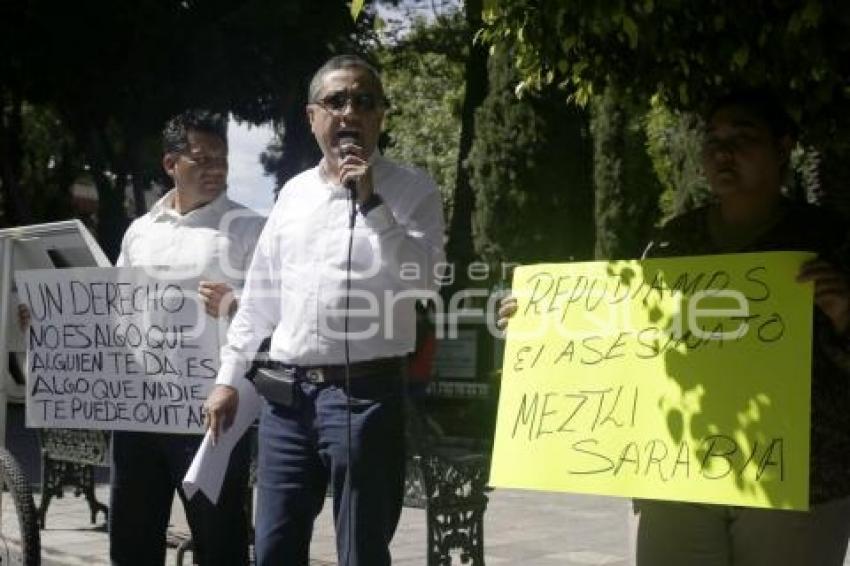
[205,55,445,566]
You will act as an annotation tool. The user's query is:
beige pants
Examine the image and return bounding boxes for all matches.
[636,498,850,566]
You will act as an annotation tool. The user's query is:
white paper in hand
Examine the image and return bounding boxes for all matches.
[183,378,262,503]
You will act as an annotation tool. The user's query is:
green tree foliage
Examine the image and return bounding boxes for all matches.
[789,146,823,204]
[591,85,662,259]
[1,0,356,258]
[378,14,465,215]
[469,47,594,266]
[481,0,850,146]
[377,2,596,271]
[16,105,83,221]
[374,0,488,288]
[644,97,711,223]
[482,1,850,224]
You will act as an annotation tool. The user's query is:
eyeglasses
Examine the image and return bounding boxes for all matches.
[314,91,388,115]
[180,153,228,168]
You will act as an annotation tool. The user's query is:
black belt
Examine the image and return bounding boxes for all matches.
[271,356,405,385]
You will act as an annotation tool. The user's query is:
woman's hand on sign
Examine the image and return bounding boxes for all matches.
[199,281,237,318]
[204,384,238,444]
[798,259,850,335]
[496,295,518,331]
[17,304,30,332]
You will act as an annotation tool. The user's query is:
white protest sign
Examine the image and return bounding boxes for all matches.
[16,267,221,434]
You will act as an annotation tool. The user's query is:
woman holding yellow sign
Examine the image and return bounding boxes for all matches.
[638,90,850,565]
[498,89,850,566]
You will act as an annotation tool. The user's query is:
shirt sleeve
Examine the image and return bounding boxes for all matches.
[216,211,282,387]
[359,172,446,294]
[115,223,134,267]
[230,214,267,303]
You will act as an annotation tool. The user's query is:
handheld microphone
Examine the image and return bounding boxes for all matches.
[338,134,360,194]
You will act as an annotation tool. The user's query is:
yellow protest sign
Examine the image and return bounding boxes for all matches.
[490,252,814,510]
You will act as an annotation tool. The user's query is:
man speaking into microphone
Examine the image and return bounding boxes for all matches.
[204,54,446,565]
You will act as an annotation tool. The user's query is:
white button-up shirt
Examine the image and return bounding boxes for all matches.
[216,155,446,387]
[117,190,265,290]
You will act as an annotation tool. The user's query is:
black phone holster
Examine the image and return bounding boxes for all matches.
[251,365,298,408]
[246,337,298,408]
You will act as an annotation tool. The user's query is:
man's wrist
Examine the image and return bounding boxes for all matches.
[216,359,246,387]
[358,193,383,216]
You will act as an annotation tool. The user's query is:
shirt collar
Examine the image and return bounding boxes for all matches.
[150,188,228,222]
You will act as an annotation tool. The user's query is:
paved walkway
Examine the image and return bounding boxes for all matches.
[2,404,637,565]
[28,484,633,566]
[3,398,849,565]
[24,482,850,565]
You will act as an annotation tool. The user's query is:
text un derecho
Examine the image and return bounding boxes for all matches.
[23,278,215,431]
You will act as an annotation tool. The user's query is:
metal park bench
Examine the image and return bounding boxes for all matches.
[404,434,490,566]
[37,428,110,528]
[173,418,491,566]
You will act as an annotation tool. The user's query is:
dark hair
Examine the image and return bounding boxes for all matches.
[706,88,799,140]
[307,54,384,103]
[162,109,228,154]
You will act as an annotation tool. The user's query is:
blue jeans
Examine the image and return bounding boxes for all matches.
[109,431,251,566]
[254,375,406,566]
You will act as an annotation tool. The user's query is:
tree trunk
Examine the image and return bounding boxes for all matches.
[444,0,489,291]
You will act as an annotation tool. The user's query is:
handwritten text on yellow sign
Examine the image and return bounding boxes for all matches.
[490,252,814,510]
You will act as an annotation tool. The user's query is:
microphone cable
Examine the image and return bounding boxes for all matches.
[342,183,357,566]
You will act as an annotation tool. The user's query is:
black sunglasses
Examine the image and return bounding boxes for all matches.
[315,91,388,114]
